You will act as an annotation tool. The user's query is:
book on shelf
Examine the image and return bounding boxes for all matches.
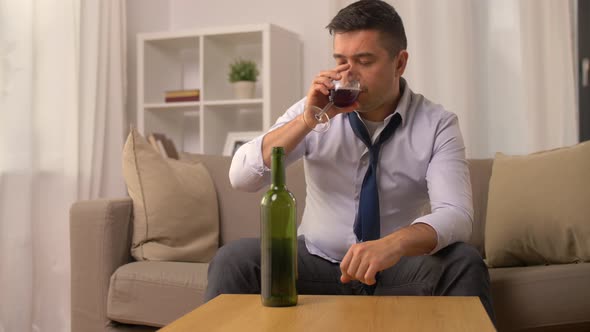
[165,89,200,97]
[147,133,179,160]
[165,89,200,103]
[165,95,199,103]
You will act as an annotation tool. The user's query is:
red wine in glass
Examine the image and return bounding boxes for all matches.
[330,87,361,107]
[311,79,361,132]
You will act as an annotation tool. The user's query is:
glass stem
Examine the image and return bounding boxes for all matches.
[314,102,334,121]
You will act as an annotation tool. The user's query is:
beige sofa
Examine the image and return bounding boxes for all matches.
[70,153,590,332]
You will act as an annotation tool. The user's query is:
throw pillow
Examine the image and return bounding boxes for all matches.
[122,129,219,262]
[485,141,590,267]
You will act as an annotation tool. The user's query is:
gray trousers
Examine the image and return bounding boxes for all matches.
[205,237,496,325]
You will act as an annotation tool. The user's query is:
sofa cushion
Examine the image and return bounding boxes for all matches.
[490,263,590,331]
[466,159,494,257]
[122,129,219,262]
[107,261,208,327]
[484,141,590,267]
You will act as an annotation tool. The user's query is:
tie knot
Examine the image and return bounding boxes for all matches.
[348,112,402,151]
[368,146,380,165]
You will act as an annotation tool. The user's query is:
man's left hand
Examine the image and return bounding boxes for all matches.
[339,238,402,285]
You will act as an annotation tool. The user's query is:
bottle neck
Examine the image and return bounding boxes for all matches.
[271,150,286,189]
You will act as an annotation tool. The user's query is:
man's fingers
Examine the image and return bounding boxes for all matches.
[346,255,361,280]
[340,249,352,272]
[364,265,378,285]
[355,260,370,283]
[340,248,353,283]
[317,71,342,81]
[313,84,330,96]
[340,274,351,284]
[313,76,334,88]
[334,63,351,73]
[317,63,351,81]
[309,63,354,108]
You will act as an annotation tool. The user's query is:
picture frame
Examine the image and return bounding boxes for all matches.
[223,131,263,156]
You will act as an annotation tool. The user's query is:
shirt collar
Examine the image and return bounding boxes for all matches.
[386,77,410,127]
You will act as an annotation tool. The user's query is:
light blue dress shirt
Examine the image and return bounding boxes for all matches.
[229,79,473,263]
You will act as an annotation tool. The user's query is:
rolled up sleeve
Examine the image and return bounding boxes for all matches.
[411,113,474,254]
[228,134,269,192]
[229,98,308,192]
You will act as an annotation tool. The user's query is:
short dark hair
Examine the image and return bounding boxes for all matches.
[326,0,407,57]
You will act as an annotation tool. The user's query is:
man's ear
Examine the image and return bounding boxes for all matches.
[395,50,409,77]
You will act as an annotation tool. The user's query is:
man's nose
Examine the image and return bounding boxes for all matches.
[342,67,360,82]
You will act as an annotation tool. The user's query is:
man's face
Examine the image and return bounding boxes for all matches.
[333,30,406,114]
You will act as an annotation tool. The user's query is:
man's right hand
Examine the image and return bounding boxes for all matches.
[261,64,359,167]
[305,63,359,121]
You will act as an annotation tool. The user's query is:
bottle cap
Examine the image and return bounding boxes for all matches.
[272,146,285,155]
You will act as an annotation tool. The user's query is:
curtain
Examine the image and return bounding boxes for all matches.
[0,0,126,331]
[337,0,578,158]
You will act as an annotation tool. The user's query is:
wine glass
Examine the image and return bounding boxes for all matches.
[308,79,361,132]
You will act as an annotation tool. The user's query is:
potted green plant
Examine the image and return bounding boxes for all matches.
[228,58,259,99]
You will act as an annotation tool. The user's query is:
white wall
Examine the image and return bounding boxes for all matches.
[170,0,337,92]
[126,0,170,127]
[126,0,340,127]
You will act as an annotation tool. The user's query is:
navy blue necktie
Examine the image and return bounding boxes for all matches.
[347,112,402,242]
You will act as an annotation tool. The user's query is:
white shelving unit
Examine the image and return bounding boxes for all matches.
[137,24,302,155]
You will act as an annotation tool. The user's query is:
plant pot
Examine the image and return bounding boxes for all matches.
[232,81,255,99]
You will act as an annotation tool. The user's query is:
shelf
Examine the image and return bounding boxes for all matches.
[143,99,262,111]
[183,111,200,117]
[138,24,302,155]
[203,99,263,106]
[144,36,199,50]
[144,102,200,111]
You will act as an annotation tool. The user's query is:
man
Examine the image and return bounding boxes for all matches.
[205,0,495,323]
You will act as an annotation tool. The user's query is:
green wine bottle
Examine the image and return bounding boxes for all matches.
[260,146,297,307]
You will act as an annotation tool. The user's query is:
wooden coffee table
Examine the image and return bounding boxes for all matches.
[159,294,495,331]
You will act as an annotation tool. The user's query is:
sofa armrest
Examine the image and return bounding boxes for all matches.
[70,198,134,332]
